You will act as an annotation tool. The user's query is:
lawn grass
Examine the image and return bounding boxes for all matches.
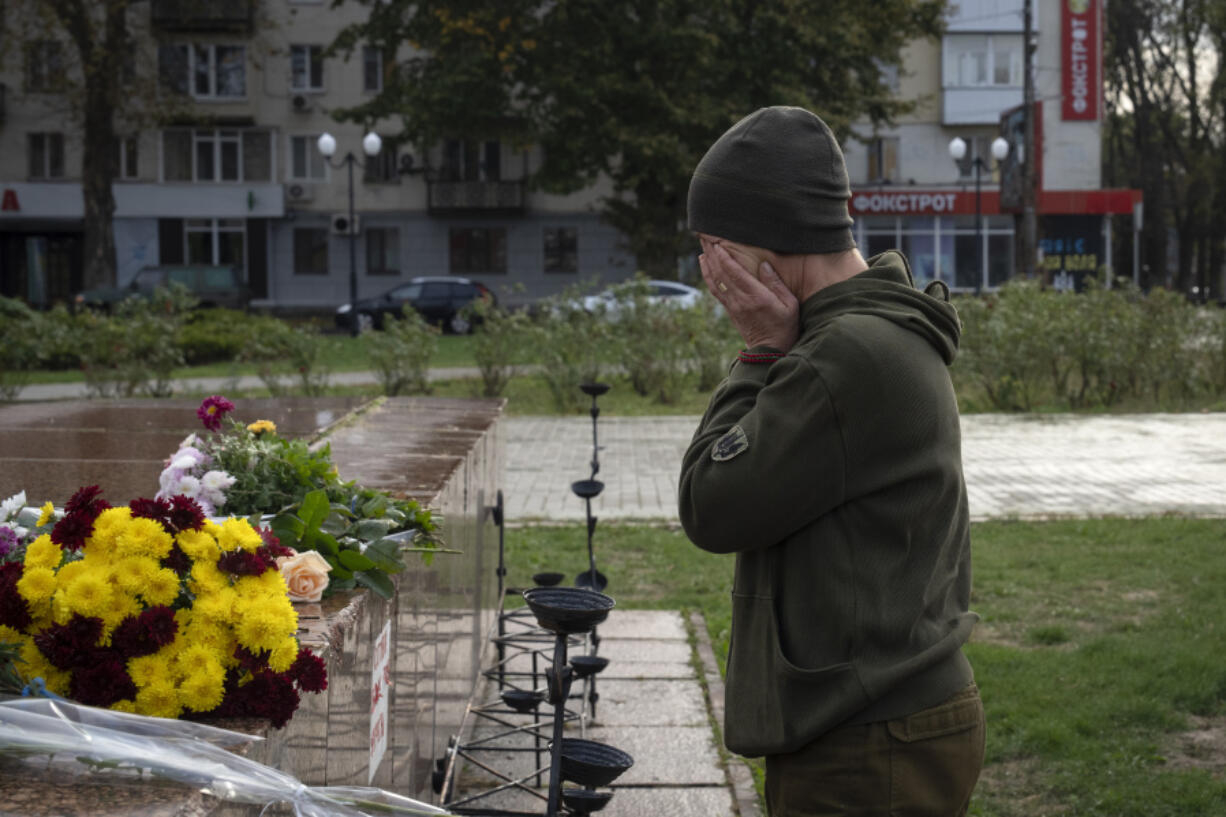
[507,518,1226,816]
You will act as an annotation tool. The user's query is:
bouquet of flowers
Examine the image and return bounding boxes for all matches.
[0,485,326,727]
[154,396,445,601]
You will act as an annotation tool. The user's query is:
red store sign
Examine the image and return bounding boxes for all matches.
[1062,0,1100,121]
[850,189,1140,217]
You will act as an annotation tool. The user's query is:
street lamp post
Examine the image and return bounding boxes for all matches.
[318,131,382,336]
[949,136,1009,293]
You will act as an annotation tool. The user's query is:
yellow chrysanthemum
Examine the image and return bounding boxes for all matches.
[235,597,298,653]
[267,639,299,673]
[88,507,133,557]
[36,501,56,527]
[175,643,218,676]
[111,555,159,594]
[186,621,236,664]
[16,567,57,605]
[176,529,220,562]
[99,594,142,640]
[62,570,112,618]
[54,560,86,587]
[189,561,228,596]
[139,567,182,608]
[0,624,26,645]
[115,516,174,560]
[246,419,277,435]
[128,652,175,687]
[193,586,238,625]
[179,670,226,713]
[18,642,70,694]
[135,679,183,719]
[111,700,137,714]
[215,518,263,554]
[23,535,62,570]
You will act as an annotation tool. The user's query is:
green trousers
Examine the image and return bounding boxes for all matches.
[765,684,985,817]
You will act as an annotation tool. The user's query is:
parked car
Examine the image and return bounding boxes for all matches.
[335,276,496,334]
[74,265,250,311]
[574,279,706,319]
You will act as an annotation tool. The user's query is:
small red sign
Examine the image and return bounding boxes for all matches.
[1062,0,1100,121]
[0,189,18,212]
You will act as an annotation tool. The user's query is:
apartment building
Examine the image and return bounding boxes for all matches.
[0,0,633,310]
[842,0,1138,292]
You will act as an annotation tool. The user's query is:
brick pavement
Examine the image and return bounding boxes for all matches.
[505,413,1226,523]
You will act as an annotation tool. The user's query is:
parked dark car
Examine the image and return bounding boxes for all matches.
[74,265,250,311]
[335,276,495,334]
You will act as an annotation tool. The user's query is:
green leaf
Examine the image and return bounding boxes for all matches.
[298,489,330,531]
[329,562,354,581]
[270,513,304,547]
[303,530,341,558]
[350,518,396,541]
[321,512,351,536]
[364,538,407,573]
[355,569,395,600]
[338,549,377,572]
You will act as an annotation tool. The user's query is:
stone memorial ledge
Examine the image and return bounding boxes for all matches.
[0,396,506,816]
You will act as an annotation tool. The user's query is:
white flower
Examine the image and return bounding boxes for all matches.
[195,496,216,517]
[178,433,201,449]
[0,491,26,522]
[200,470,236,493]
[202,490,227,509]
[170,446,207,471]
[174,475,202,497]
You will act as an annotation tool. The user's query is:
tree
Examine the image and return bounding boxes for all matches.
[332,0,947,278]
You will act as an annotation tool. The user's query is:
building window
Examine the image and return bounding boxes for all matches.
[944,34,1022,88]
[954,134,1000,180]
[442,140,501,181]
[289,134,328,181]
[117,136,139,179]
[363,137,399,183]
[162,129,271,183]
[543,227,577,273]
[867,137,899,183]
[363,46,383,93]
[25,41,65,92]
[450,227,507,274]
[294,228,329,275]
[290,45,325,92]
[28,133,65,179]
[158,44,245,99]
[366,228,400,275]
[184,218,245,267]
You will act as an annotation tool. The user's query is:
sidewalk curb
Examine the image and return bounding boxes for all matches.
[689,610,762,817]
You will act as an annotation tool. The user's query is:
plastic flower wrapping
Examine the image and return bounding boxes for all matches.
[0,485,326,728]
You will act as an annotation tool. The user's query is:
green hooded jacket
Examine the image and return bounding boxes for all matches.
[679,250,978,758]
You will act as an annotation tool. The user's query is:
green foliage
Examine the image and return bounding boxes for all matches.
[239,321,332,397]
[678,295,740,392]
[467,296,532,397]
[75,288,189,398]
[607,276,692,404]
[364,305,439,396]
[0,297,40,401]
[533,282,615,411]
[331,0,946,275]
[175,308,269,366]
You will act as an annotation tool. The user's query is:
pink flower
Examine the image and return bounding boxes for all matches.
[197,395,235,432]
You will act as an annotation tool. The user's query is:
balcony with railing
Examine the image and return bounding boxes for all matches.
[151,0,254,32]
[427,179,526,215]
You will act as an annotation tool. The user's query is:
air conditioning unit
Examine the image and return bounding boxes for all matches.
[286,183,314,203]
[331,213,360,236]
[290,94,313,114]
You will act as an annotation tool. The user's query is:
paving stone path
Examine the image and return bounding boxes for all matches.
[505,413,1226,523]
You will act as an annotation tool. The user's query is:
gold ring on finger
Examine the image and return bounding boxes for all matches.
[717,281,728,292]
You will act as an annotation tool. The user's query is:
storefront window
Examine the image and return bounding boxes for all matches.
[988,233,1013,288]
[903,231,936,288]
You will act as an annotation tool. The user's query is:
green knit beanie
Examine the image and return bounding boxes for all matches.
[687,106,855,255]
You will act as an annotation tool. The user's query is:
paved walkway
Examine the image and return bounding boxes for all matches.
[505,413,1226,523]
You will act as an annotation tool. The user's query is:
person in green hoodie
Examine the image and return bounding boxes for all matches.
[680,106,985,816]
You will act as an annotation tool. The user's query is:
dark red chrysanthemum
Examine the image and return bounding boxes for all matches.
[0,562,32,630]
[161,544,192,577]
[233,645,267,674]
[217,549,267,576]
[167,495,206,533]
[288,647,328,694]
[51,485,111,551]
[70,656,137,707]
[197,395,235,432]
[257,528,293,561]
[130,496,172,524]
[33,616,104,670]
[64,485,107,517]
[241,670,300,729]
[110,606,178,658]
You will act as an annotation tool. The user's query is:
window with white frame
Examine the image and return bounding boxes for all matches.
[363,46,383,93]
[117,136,139,180]
[25,41,65,92]
[867,137,899,183]
[289,134,328,181]
[28,132,65,179]
[158,44,246,99]
[943,34,1022,88]
[162,129,272,183]
[185,218,246,267]
[290,45,325,92]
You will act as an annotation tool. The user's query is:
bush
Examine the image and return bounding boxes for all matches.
[467,296,531,398]
[680,294,740,392]
[76,290,188,398]
[239,321,331,396]
[0,297,40,401]
[364,305,438,396]
[175,308,261,365]
[607,276,692,404]
[534,282,615,411]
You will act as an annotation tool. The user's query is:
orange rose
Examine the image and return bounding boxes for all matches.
[277,549,333,603]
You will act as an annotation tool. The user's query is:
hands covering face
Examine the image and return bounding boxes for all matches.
[698,235,800,353]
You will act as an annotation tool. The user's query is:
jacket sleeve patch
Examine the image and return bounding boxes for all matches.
[712,425,749,462]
